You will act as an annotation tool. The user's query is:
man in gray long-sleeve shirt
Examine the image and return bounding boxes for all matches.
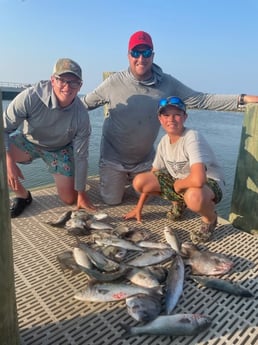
[4,58,96,217]
[83,30,258,206]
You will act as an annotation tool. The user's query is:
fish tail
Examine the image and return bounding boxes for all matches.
[119,323,132,338]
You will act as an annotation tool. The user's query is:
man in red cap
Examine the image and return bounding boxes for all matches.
[83,31,258,221]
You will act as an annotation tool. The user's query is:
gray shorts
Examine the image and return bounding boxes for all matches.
[10,132,74,176]
[99,158,152,205]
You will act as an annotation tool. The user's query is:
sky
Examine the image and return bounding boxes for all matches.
[1,0,258,95]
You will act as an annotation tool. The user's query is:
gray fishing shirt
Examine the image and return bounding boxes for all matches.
[3,80,91,191]
[83,64,239,166]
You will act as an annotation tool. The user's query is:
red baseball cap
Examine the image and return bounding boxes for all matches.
[128,31,153,50]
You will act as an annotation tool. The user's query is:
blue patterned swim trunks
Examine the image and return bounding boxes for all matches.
[9,132,74,177]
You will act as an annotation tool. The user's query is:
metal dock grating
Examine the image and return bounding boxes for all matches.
[11,176,258,345]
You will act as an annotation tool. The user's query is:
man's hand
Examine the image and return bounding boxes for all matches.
[6,156,24,190]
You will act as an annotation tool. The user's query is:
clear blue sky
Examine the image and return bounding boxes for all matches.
[1,0,258,94]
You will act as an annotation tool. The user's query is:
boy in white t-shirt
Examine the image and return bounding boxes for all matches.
[124,96,225,244]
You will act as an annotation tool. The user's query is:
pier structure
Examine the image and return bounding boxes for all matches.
[0,87,257,344]
[0,81,30,100]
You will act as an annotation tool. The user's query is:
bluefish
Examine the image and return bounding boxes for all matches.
[165,254,185,314]
[126,248,174,267]
[181,242,233,275]
[120,313,211,337]
[126,293,162,322]
[74,282,162,302]
[164,226,181,253]
[190,275,253,297]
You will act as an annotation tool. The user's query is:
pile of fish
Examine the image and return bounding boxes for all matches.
[49,210,253,338]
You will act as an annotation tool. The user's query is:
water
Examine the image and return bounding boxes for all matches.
[2,100,243,220]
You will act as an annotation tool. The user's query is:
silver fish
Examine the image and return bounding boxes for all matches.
[126,248,174,267]
[121,228,150,242]
[72,247,92,269]
[136,240,170,249]
[120,313,211,337]
[47,210,72,227]
[95,235,144,252]
[113,224,131,236]
[87,220,113,230]
[65,218,90,236]
[56,251,81,274]
[70,209,89,221]
[164,226,181,253]
[78,264,131,282]
[77,242,120,272]
[74,282,162,302]
[181,242,234,275]
[126,267,160,288]
[126,293,162,322]
[100,245,128,262]
[190,275,253,297]
[165,255,185,314]
[145,266,168,283]
[92,212,108,221]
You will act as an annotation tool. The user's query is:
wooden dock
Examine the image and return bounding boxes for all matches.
[11,177,258,345]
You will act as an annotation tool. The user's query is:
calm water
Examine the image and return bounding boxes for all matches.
[2,100,243,220]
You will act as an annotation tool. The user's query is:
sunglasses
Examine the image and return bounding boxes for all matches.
[129,49,153,59]
[158,96,186,114]
[55,75,82,89]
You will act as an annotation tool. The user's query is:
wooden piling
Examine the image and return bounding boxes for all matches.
[229,104,258,234]
[0,90,20,344]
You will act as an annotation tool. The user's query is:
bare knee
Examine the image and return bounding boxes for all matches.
[184,188,203,211]
[59,192,77,205]
[132,175,144,192]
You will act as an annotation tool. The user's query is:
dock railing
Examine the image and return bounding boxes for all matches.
[229,104,258,234]
[0,89,20,344]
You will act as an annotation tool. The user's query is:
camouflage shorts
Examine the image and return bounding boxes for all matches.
[154,169,222,204]
[9,132,74,177]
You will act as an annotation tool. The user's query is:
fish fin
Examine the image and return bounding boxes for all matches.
[151,285,163,295]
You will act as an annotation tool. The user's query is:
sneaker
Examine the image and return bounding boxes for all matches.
[190,214,218,244]
[167,201,186,221]
[10,191,32,218]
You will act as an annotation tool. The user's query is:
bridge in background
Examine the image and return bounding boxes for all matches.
[0,81,30,100]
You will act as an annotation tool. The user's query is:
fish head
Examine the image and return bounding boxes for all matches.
[189,252,234,276]
[181,242,198,257]
[193,314,212,331]
[208,255,234,275]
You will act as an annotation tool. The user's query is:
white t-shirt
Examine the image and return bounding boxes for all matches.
[153,128,225,191]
